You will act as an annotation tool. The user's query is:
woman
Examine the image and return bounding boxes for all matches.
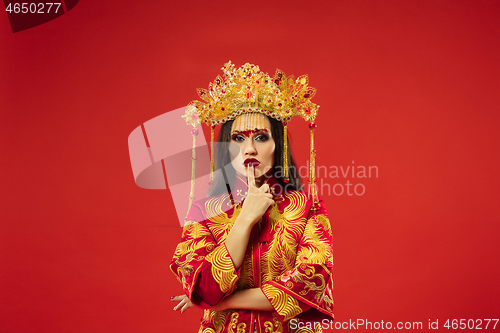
[170,62,333,333]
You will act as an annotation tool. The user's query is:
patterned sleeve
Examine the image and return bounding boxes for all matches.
[261,198,334,322]
[170,202,241,308]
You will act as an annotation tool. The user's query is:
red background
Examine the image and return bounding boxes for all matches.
[1,1,499,332]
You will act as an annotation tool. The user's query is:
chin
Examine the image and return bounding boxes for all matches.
[253,167,265,178]
[255,166,273,178]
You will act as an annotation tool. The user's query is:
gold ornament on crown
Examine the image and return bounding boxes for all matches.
[182,61,322,213]
[232,112,268,132]
[188,61,318,125]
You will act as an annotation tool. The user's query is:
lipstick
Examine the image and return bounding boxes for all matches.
[243,158,260,167]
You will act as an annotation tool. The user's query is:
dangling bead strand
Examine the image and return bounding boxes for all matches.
[283,122,289,183]
[185,128,199,220]
[209,124,215,186]
[309,122,319,208]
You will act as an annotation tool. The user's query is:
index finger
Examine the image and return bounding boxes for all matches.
[170,295,186,301]
[246,164,256,188]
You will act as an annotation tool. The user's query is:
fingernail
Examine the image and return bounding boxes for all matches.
[170,296,174,300]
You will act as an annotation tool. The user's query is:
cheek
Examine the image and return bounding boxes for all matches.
[229,143,241,159]
[266,142,276,165]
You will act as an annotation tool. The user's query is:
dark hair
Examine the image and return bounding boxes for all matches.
[207,116,303,197]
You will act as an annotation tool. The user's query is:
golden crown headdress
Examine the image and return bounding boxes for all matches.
[184,61,318,125]
[182,61,321,212]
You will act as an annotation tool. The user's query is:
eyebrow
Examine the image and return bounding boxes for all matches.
[231,128,269,136]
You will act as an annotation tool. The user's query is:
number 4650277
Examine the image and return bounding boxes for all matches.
[5,3,62,14]
[443,319,499,330]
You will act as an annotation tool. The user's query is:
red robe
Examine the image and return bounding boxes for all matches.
[171,174,334,333]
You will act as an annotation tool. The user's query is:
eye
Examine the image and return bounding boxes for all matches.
[255,134,269,142]
[231,134,245,142]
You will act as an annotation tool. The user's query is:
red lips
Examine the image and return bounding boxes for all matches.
[243,158,260,167]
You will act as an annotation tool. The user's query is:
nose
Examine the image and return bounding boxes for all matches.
[243,137,257,156]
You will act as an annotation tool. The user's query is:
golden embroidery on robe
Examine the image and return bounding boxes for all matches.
[263,314,283,333]
[205,245,239,294]
[262,284,303,321]
[170,175,333,333]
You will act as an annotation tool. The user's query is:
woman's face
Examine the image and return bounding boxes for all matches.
[229,114,275,180]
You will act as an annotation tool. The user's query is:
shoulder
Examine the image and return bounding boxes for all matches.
[279,189,329,219]
[272,189,311,220]
[280,189,310,208]
[185,192,233,225]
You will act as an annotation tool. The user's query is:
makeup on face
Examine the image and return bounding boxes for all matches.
[231,129,269,141]
[243,158,260,167]
[229,113,275,179]
[231,129,270,168]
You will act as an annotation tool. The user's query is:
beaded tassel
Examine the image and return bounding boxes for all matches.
[209,124,215,185]
[283,123,289,183]
[309,122,319,208]
[185,128,198,219]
